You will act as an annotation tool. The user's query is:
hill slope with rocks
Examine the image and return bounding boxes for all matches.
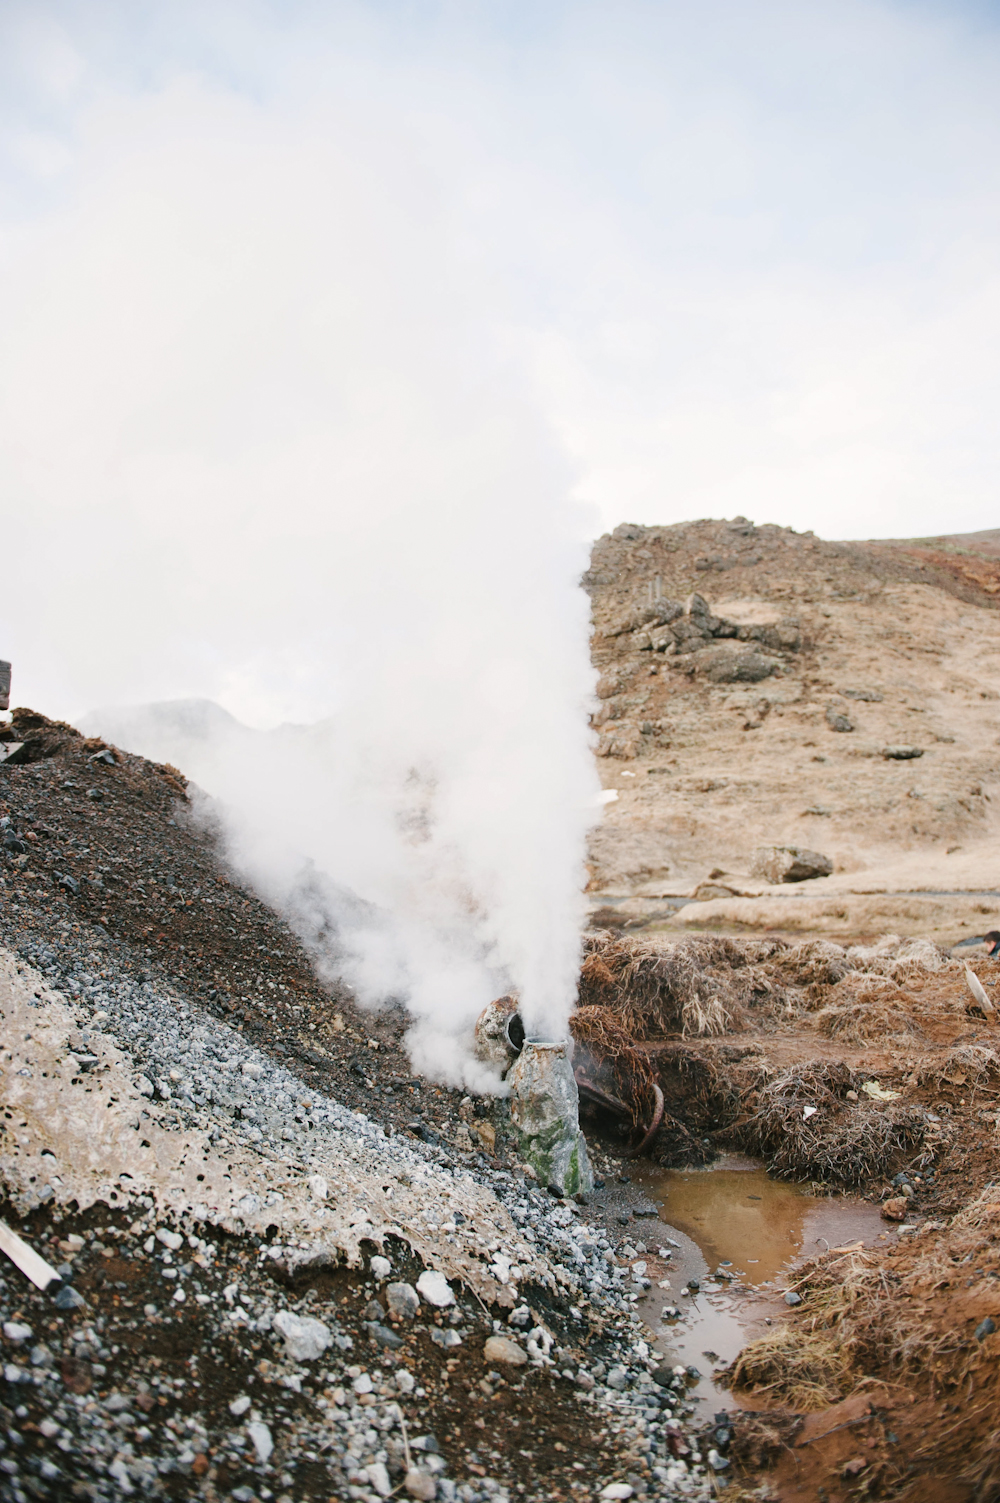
[0,715,718,1503]
[584,519,1000,947]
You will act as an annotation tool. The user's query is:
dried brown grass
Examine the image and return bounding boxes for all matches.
[721,1323,854,1410]
[569,1005,658,1126]
[917,1044,1000,1089]
[726,1410,802,1471]
[579,933,789,1036]
[814,985,923,1044]
[733,1061,926,1183]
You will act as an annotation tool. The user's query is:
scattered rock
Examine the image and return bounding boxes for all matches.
[882,745,924,760]
[825,707,854,733]
[386,1281,421,1319]
[271,1310,332,1361]
[415,1270,454,1308]
[784,1291,802,1306]
[881,1198,908,1222]
[367,1321,404,1350]
[368,1460,393,1497]
[975,1317,996,1342]
[247,1420,273,1463]
[750,845,834,883]
[405,1467,437,1500]
[483,1335,528,1366]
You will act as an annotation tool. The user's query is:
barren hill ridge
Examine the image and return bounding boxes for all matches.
[584,518,1000,947]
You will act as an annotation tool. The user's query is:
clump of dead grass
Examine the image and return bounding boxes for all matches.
[579,933,789,1036]
[846,934,951,980]
[720,1323,854,1410]
[917,1044,1000,1089]
[726,1410,803,1471]
[814,985,923,1044]
[770,938,850,989]
[734,1061,925,1183]
[569,1005,658,1127]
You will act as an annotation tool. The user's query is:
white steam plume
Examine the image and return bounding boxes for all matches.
[0,74,599,1084]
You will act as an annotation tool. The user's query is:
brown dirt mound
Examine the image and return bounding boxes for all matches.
[724,1187,1000,1498]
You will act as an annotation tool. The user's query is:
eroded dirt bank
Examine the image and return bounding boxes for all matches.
[571,927,1000,1501]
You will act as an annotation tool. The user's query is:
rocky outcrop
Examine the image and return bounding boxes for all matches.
[749,846,834,883]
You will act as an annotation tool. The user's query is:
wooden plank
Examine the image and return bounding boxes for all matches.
[0,1218,61,1290]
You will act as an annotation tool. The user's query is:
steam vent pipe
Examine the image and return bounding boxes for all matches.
[474,997,593,1198]
[507,1039,594,1199]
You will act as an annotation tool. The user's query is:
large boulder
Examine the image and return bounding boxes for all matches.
[750,846,834,883]
[696,645,780,683]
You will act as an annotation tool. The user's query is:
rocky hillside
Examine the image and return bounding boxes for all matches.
[584,519,1000,946]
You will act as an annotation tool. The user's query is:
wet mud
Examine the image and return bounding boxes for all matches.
[624,1157,886,1416]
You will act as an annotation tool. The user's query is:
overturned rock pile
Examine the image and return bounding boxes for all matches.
[593,592,803,759]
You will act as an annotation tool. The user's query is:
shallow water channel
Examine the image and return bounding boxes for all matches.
[629,1155,887,1415]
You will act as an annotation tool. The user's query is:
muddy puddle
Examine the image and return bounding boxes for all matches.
[629,1155,887,1415]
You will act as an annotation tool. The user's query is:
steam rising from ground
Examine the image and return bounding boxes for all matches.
[2,78,600,1085]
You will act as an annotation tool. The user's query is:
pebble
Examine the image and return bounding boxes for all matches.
[387,1281,421,1319]
[482,1335,527,1366]
[416,1269,455,1308]
[247,1420,273,1463]
[405,1467,438,1500]
[272,1309,332,1361]
[784,1291,802,1306]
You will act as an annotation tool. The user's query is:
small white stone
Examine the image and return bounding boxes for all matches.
[308,1174,328,1201]
[247,1421,273,1463]
[107,1458,134,1493]
[137,1076,154,1097]
[172,1287,186,1303]
[415,1269,454,1308]
[155,1228,183,1252]
[272,1310,332,1362]
[367,1460,392,1497]
[395,1370,415,1394]
[352,1372,373,1394]
[600,1487,634,1501]
[370,1255,392,1281]
[3,1322,32,1344]
[229,1394,251,1416]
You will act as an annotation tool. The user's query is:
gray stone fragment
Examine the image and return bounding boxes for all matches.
[272,1310,331,1361]
[750,846,833,883]
[386,1282,420,1319]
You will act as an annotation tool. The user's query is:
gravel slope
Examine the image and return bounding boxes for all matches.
[0,715,717,1503]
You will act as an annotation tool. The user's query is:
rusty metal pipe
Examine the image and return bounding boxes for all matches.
[574,1072,631,1119]
[623,1083,664,1159]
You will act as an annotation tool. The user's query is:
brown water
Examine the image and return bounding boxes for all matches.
[630,1155,888,1415]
